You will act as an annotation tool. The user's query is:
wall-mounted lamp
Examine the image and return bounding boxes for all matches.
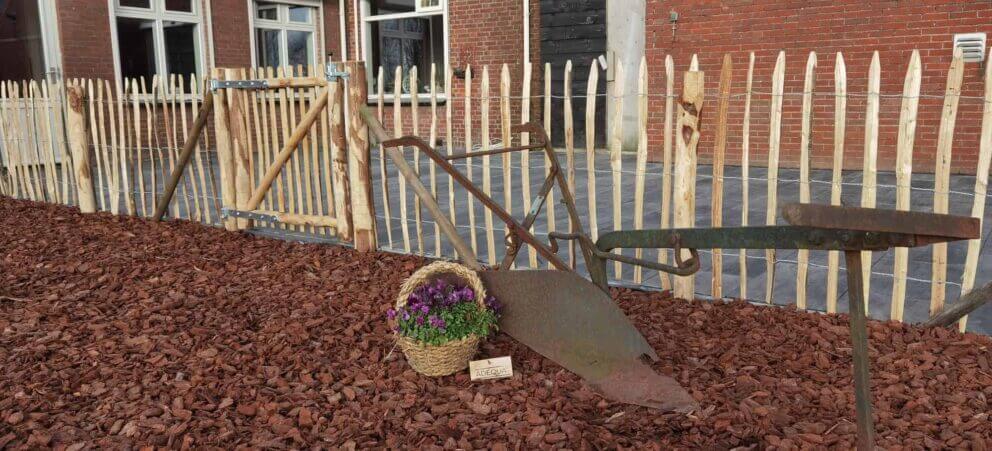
[670,11,679,41]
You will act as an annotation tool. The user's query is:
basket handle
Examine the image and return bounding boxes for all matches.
[395,261,488,310]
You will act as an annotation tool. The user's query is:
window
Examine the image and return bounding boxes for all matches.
[0,0,62,81]
[252,1,318,75]
[363,0,447,98]
[112,0,204,90]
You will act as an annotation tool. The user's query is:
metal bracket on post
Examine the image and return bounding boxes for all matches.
[221,207,278,223]
[210,79,269,91]
[326,63,349,81]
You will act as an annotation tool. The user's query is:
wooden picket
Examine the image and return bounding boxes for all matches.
[481,67,496,264]
[765,51,785,304]
[585,61,600,243]
[890,50,922,322]
[861,53,881,313]
[959,48,992,331]
[931,49,965,317]
[659,55,675,290]
[826,53,847,314]
[795,52,816,310]
[633,57,649,284]
[711,54,732,297]
[739,53,755,301]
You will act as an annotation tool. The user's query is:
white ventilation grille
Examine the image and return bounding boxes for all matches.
[953,33,986,63]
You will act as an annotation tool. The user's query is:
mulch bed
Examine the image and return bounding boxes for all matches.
[1,197,991,449]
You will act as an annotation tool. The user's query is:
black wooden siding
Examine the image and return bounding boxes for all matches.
[540,0,607,147]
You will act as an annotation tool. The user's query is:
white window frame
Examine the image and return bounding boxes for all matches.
[107,0,209,92]
[38,0,63,80]
[360,0,449,102]
[248,0,324,72]
[416,0,442,13]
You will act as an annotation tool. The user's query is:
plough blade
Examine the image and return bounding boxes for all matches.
[479,270,697,412]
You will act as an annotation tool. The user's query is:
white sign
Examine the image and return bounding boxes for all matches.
[469,356,513,381]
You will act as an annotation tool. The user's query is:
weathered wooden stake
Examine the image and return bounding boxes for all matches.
[66,83,96,213]
[673,68,704,300]
[345,62,376,252]
[212,69,238,231]
[329,77,353,241]
[711,54,732,298]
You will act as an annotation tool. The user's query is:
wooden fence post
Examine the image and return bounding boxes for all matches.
[673,68,704,300]
[66,82,96,213]
[225,68,253,230]
[711,54,733,299]
[329,76,353,241]
[345,61,376,252]
[212,68,238,231]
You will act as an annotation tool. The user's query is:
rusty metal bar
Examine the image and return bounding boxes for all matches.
[443,142,546,161]
[499,164,558,269]
[781,203,980,240]
[383,135,570,271]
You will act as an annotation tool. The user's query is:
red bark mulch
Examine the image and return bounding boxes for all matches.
[1,197,991,449]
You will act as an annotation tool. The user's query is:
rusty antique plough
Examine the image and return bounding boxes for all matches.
[360,107,978,450]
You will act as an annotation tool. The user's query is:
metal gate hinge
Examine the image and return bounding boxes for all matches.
[326,63,349,81]
[210,79,269,91]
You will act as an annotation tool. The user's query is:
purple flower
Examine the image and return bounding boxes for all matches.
[485,295,502,314]
[419,304,430,314]
[428,315,446,329]
[387,308,397,320]
[402,311,411,321]
[416,315,426,325]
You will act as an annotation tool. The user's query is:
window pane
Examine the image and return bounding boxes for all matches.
[116,17,157,91]
[165,0,193,12]
[419,0,440,9]
[372,17,442,94]
[255,28,281,69]
[119,0,151,8]
[370,0,414,15]
[163,21,198,77]
[0,0,47,81]
[404,18,424,33]
[288,6,311,23]
[287,30,312,69]
[255,1,278,20]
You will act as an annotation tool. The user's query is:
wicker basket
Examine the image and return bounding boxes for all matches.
[394,261,487,376]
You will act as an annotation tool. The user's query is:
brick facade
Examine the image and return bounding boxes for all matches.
[644,0,992,173]
[51,1,990,172]
[56,0,335,82]
[210,0,252,69]
[57,1,116,81]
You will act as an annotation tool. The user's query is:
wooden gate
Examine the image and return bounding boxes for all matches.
[206,63,375,250]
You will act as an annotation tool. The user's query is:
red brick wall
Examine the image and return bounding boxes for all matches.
[645,0,992,173]
[210,0,252,69]
[57,0,116,81]
[324,1,343,62]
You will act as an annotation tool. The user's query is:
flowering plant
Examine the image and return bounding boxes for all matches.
[388,278,501,346]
